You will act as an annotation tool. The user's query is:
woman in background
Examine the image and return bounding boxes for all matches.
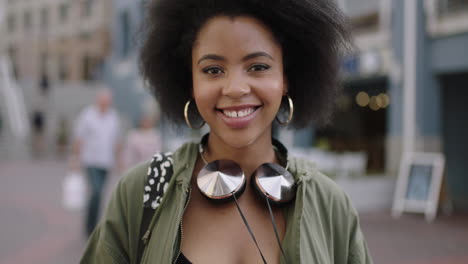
[124,114,161,169]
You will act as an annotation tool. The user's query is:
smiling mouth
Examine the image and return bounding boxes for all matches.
[216,106,261,118]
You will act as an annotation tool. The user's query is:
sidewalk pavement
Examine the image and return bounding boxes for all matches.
[362,211,468,264]
[0,159,467,264]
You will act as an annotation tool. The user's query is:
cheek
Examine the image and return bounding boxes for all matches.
[192,72,210,101]
[256,78,285,106]
[192,82,218,116]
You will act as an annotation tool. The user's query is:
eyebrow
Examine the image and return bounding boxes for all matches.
[242,52,274,62]
[197,51,274,65]
[197,54,225,65]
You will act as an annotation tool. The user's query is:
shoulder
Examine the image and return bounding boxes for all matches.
[126,130,139,141]
[116,161,152,201]
[77,105,94,120]
[118,141,195,194]
[109,108,120,119]
[290,157,343,194]
[290,157,360,241]
[84,105,97,115]
[290,156,353,212]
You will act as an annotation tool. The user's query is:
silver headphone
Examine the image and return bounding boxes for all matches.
[197,134,296,204]
[196,134,296,263]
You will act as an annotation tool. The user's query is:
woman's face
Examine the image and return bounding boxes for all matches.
[192,16,286,149]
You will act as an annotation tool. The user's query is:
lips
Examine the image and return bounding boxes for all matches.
[216,105,262,129]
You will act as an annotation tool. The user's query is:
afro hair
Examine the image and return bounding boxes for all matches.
[139,0,351,128]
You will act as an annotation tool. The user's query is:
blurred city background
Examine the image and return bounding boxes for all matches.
[1,0,467,263]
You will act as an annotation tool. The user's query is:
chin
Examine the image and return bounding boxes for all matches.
[209,125,271,150]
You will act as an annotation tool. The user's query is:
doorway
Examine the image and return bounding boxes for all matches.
[440,72,468,212]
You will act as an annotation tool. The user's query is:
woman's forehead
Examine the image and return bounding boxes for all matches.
[192,15,282,60]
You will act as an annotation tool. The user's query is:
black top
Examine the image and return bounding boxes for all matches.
[176,252,192,264]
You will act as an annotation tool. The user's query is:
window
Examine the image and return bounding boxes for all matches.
[58,55,68,81]
[59,3,69,22]
[438,0,468,16]
[41,7,49,30]
[82,55,93,81]
[82,0,93,17]
[8,46,16,61]
[120,10,131,57]
[342,0,380,18]
[426,0,468,35]
[41,53,48,72]
[7,14,16,33]
[339,0,382,33]
[8,46,17,78]
[23,10,32,31]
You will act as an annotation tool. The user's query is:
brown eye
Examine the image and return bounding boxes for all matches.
[247,64,270,72]
[202,66,224,75]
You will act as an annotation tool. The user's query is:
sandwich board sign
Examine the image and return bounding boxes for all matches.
[392,152,445,222]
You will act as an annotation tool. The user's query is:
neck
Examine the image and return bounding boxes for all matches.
[203,130,278,178]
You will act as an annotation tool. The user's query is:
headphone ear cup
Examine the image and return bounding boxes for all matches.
[204,176,247,203]
[251,172,272,203]
[252,163,296,205]
[197,159,247,203]
[232,177,247,201]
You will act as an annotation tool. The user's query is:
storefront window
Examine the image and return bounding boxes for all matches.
[315,77,389,174]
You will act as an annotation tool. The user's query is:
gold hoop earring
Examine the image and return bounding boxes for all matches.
[275,95,294,126]
[184,99,205,129]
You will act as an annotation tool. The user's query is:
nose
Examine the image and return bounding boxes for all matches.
[222,72,250,98]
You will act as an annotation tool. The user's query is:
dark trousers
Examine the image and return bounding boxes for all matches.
[85,167,108,236]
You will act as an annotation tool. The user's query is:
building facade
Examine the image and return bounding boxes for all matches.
[103,0,195,151]
[328,0,468,211]
[2,0,112,85]
[102,0,153,125]
[0,0,113,159]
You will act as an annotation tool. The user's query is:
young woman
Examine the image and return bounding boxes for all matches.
[81,0,373,263]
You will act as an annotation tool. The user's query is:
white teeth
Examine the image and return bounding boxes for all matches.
[223,108,254,118]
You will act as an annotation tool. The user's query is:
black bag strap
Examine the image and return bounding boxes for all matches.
[137,152,174,263]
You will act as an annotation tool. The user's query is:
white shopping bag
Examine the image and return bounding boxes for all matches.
[62,171,87,211]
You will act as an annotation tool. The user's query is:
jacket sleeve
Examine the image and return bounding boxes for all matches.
[347,202,373,264]
[80,179,131,264]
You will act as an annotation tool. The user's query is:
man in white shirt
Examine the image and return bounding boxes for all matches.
[73,89,122,236]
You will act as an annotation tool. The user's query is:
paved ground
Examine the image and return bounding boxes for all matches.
[1,158,467,264]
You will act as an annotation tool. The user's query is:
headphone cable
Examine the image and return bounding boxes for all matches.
[232,194,268,264]
[265,195,286,258]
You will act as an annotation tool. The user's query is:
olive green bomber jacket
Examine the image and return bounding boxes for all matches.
[80,141,373,264]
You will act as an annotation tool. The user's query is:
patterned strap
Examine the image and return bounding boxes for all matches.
[143,152,174,209]
[138,152,174,263]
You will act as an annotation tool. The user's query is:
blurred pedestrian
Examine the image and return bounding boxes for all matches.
[72,88,122,236]
[55,117,70,157]
[31,109,45,156]
[31,74,49,157]
[124,114,161,170]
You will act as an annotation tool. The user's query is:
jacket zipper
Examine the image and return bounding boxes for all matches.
[173,187,192,264]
